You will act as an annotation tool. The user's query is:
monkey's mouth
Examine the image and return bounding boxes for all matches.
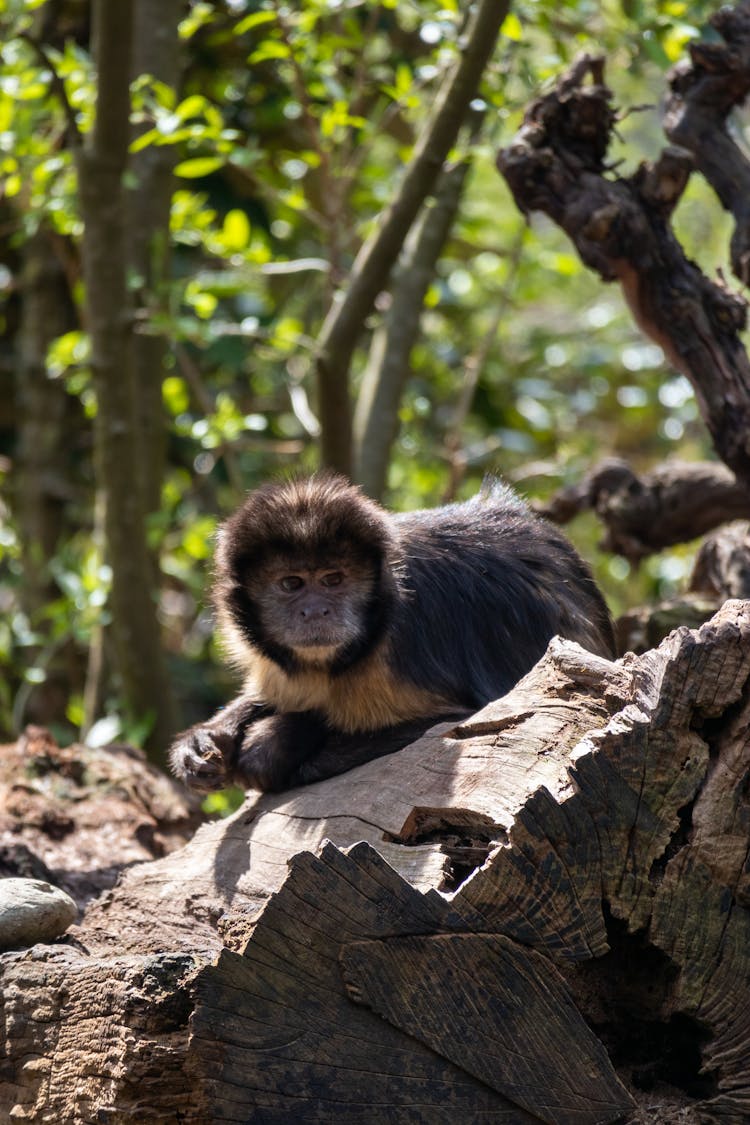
[289,625,340,647]
[289,622,358,661]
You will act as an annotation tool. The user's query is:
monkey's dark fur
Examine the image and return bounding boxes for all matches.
[169,474,615,793]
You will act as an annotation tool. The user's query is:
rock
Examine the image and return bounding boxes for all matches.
[0,877,78,951]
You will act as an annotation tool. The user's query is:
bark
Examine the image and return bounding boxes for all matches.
[353,159,471,499]
[613,517,750,659]
[690,519,750,600]
[663,1,750,285]
[615,594,721,655]
[127,0,182,517]
[13,230,78,727]
[612,519,750,654]
[538,458,750,561]
[77,0,178,759]
[315,0,510,474]
[496,52,750,488]
[3,603,750,1122]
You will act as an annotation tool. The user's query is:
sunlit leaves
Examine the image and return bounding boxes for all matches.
[248,40,291,64]
[319,102,367,139]
[0,0,725,740]
[661,21,700,60]
[234,11,278,36]
[221,209,251,250]
[179,1,215,41]
[501,12,524,42]
[46,331,90,380]
[163,376,191,416]
[0,35,90,235]
[182,516,218,560]
[174,156,225,178]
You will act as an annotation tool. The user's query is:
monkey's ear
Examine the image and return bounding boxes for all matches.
[213,521,233,573]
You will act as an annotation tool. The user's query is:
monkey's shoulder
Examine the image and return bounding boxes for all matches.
[391,496,576,581]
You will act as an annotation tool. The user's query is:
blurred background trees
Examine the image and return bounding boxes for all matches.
[0,0,727,760]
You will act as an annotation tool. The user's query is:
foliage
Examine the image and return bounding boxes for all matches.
[0,0,729,776]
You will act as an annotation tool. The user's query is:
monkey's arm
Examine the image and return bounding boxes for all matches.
[171,704,470,794]
[168,695,272,792]
[287,711,470,788]
[234,711,328,792]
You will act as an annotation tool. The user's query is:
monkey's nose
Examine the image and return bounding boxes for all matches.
[300,605,329,619]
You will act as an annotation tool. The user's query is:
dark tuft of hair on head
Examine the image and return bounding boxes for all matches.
[215,473,397,581]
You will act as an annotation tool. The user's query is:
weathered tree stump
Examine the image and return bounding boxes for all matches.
[2,600,750,1122]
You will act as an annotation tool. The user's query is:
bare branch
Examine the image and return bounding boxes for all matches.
[497,53,750,487]
[538,458,750,561]
[664,1,750,284]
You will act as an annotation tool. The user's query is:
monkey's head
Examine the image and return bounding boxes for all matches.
[214,475,400,675]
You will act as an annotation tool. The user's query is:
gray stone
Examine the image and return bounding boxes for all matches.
[0,877,78,951]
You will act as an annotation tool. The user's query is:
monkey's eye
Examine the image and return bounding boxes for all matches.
[319,571,344,588]
[279,575,304,592]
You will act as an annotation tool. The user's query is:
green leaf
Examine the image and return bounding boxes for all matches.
[183,517,218,560]
[174,156,224,178]
[222,208,251,251]
[248,41,291,64]
[234,11,277,35]
[129,127,160,154]
[162,376,190,415]
[501,12,523,41]
[175,94,211,121]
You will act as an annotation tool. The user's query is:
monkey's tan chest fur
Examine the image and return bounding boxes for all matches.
[245,648,448,733]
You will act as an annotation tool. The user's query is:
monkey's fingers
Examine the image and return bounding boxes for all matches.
[168,731,229,792]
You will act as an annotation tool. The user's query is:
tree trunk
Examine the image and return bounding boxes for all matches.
[315,0,509,475]
[12,230,78,728]
[353,159,471,500]
[77,0,178,760]
[127,0,182,518]
[3,602,750,1122]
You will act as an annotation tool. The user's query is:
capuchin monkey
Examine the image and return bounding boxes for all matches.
[169,474,615,794]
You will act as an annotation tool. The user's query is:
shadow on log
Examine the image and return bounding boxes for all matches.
[2,601,750,1122]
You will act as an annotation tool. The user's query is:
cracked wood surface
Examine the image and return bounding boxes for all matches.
[2,603,750,1122]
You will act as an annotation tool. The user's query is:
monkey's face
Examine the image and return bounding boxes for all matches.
[251,556,376,664]
[214,475,398,674]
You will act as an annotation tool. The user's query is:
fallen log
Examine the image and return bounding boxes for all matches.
[2,601,750,1122]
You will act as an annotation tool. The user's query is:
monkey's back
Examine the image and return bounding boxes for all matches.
[389,485,615,712]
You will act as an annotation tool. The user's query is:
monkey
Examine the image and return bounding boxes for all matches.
[169,473,615,794]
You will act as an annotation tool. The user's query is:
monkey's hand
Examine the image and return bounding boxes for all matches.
[168,726,236,793]
[169,697,276,792]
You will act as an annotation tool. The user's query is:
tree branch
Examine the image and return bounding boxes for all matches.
[663,1,750,284]
[497,52,750,488]
[538,458,750,561]
[315,0,510,474]
[353,158,472,499]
